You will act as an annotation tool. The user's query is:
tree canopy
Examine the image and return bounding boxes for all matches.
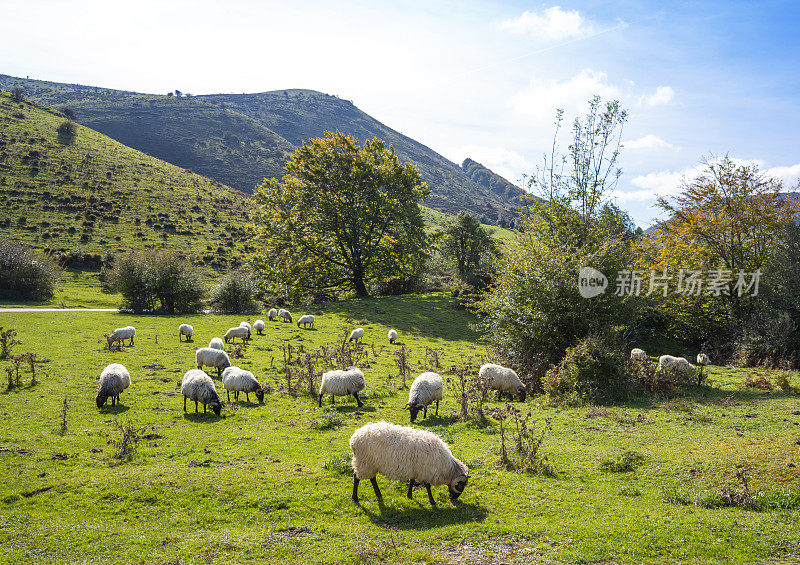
[248,132,430,298]
[438,211,499,287]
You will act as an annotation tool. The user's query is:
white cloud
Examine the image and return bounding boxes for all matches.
[444,144,529,186]
[640,86,675,107]
[766,163,800,189]
[624,134,675,151]
[509,68,621,120]
[500,6,595,41]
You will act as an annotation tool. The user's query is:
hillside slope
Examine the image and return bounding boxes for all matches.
[0,90,251,271]
[0,75,523,222]
[461,158,532,206]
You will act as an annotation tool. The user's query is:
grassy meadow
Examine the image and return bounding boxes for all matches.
[1,293,800,564]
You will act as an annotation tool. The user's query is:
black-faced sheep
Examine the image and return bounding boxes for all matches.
[406,372,443,422]
[196,347,232,378]
[178,323,193,342]
[254,320,265,335]
[297,314,315,328]
[181,369,222,415]
[478,363,527,402]
[348,328,364,343]
[319,367,365,407]
[222,366,264,403]
[388,329,398,344]
[96,363,131,408]
[224,326,249,344]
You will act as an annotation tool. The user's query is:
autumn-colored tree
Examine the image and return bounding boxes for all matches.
[248,132,429,298]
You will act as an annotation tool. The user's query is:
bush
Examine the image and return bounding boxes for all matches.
[0,239,60,300]
[544,336,632,404]
[57,120,77,139]
[210,271,260,313]
[109,251,205,313]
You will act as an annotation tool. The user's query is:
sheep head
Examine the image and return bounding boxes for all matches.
[449,473,469,501]
[210,401,222,416]
[256,389,265,404]
[405,402,421,423]
[518,385,527,402]
[95,393,107,408]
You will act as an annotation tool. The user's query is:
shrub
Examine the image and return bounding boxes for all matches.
[57,120,77,140]
[545,335,632,404]
[0,239,60,300]
[10,87,24,101]
[210,271,260,313]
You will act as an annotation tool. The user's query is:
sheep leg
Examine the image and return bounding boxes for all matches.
[331,395,335,404]
[423,405,428,419]
[183,396,187,411]
[407,479,415,499]
[246,392,250,402]
[203,403,207,413]
[226,390,230,402]
[425,483,436,507]
[318,393,323,407]
[370,477,382,500]
[352,476,360,502]
[353,392,363,407]
[194,400,199,413]
[435,400,439,416]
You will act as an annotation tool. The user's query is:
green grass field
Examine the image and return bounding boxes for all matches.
[1,294,799,564]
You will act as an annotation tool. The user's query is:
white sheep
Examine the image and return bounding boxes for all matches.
[224,325,249,344]
[254,319,265,335]
[388,329,398,344]
[348,328,364,343]
[697,353,711,366]
[222,366,264,404]
[239,321,251,332]
[297,314,315,329]
[104,325,135,348]
[178,323,193,342]
[196,347,232,378]
[96,363,131,408]
[181,369,222,415]
[478,363,527,402]
[630,348,648,362]
[350,421,469,507]
[279,309,293,323]
[319,367,365,407]
[268,308,278,321]
[406,372,443,422]
[658,355,696,375]
[209,337,225,351]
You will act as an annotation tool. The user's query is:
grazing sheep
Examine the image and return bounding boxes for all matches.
[268,308,278,321]
[478,363,527,402]
[279,309,293,323]
[222,366,264,404]
[406,372,443,422]
[388,329,398,344]
[630,348,648,362]
[104,326,136,348]
[239,321,252,333]
[348,328,364,343]
[209,337,224,351]
[697,353,710,366]
[181,369,222,415]
[319,367,365,407]
[297,314,315,329]
[196,347,232,378]
[178,323,193,342]
[658,355,696,374]
[96,363,131,408]
[350,421,469,507]
[224,325,249,344]
[254,319,265,335]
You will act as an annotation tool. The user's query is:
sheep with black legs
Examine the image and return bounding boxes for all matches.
[209,337,224,351]
[254,319,265,335]
[178,323,193,342]
[319,367,364,407]
[181,369,222,415]
[348,328,364,343]
[195,347,231,378]
[630,348,648,362]
[268,308,278,321]
[279,309,293,323]
[388,329,398,344]
[96,363,131,408]
[224,325,249,344]
[239,321,251,333]
[478,363,527,402]
[222,366,264,403]
[297,314,315,328]
[405,372,443,422]
[658,355,696,375]
[104,326,135,349]
[350,421,469,507]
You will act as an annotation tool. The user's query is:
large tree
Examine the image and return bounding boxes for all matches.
[439,211,499,287]
[249,132,429,297]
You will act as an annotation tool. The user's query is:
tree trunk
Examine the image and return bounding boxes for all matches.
[353,273,369,297]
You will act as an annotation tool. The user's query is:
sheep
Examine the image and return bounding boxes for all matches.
[279,309,293,323]
[405,372,443,422]
[104,325,135,348]
[222,366,264,404]
[350,421,469,507]
[319,367,365,407]
[348,328,364,343]
[297,314,315,329]
[478,363,527,402]
[658,355,696,375]
[178,323,193,342]
[195,347,232,378]
[95,363,131,408]
[697,353,711,366]
[254,319,265,335]
[181,369,222,415]
[239,321,251,333]
[268,308,278,321]
[224,325,249,344]
[388,329,398,344]
[630,348,648,362]
[209,337,224,351]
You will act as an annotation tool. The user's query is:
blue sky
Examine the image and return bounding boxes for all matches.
[1,0,798,227]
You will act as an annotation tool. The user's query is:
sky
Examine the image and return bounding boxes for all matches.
[1,0,799,227]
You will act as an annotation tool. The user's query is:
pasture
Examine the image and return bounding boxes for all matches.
[1,293,800,564]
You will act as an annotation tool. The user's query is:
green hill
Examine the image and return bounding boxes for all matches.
[0,75,523,223]
[461,157,532,207]
[0,90,251,271]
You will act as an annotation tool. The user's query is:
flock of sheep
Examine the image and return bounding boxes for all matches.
[631,348,711,374]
